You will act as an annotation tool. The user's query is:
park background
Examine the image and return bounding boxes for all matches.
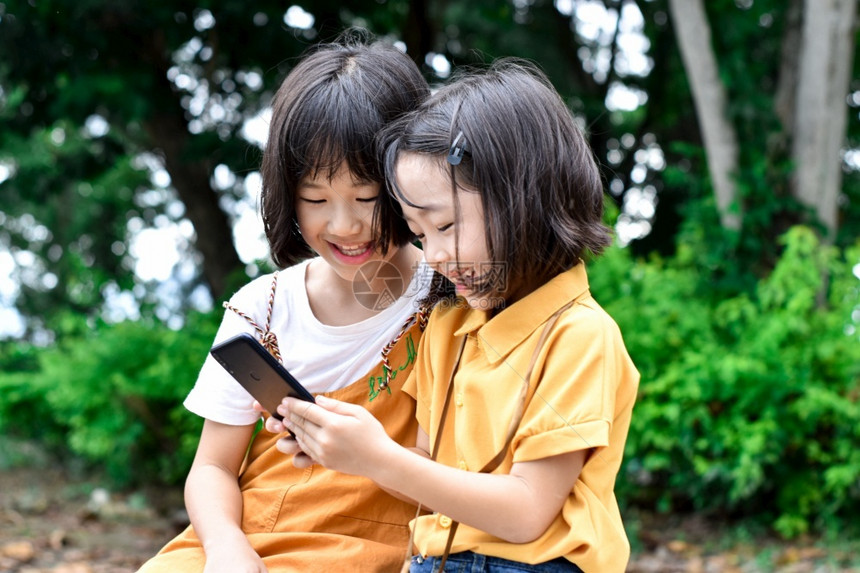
[0,0,858,571]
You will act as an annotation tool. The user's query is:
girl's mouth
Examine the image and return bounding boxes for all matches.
[334,242,372,256]
[329,241,376,264]
[449,270,477,291]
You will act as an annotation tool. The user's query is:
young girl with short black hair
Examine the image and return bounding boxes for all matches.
[273,60,639,573]
[141,33,441,573]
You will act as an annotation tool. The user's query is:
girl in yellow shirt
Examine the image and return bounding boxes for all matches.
[268,60,640,573]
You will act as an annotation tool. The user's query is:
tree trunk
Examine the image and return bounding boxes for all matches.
[403,0,433,67]
[774,0,805,140]
[791,0,857,239]
[144,111,243,300]
[137,27,244,301]
[667,0,742,231]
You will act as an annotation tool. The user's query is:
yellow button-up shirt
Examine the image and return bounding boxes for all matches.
[403,264,639,572]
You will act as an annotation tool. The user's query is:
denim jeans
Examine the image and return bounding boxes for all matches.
[409,551,584,572]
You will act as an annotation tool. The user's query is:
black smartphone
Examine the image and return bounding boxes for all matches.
[209,332,315,421]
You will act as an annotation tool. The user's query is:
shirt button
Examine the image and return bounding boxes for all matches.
[458,460,467,470]
[439,515,452,528]
[455,393,464,406]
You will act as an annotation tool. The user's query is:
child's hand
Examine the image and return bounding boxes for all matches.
[260,403,316,468]
[277,396,392,477]
[262,410,284,433]
[202,537,267,573]
[275,435,317,469]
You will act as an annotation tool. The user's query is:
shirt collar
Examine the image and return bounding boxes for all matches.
[453,264,591,364]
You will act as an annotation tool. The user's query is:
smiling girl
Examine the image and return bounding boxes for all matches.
[270,61,640,573]
[140,33,440,573]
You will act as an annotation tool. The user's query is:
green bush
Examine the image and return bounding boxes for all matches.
[1,225,857,535]
[0,311,217,485]
[0,342,68,457]
[590,226,860,536]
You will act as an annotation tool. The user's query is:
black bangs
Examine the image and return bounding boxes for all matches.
[260,33,430,268]
[285,82,381,184]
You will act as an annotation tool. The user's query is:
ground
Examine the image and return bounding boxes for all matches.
[0,466,857,573]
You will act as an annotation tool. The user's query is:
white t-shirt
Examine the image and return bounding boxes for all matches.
[184,258,432,425]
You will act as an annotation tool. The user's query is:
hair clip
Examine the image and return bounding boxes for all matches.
[447,131,469,166]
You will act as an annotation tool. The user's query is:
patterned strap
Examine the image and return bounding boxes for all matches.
[379,301,432,391]
[223,269,432,392]
[223,271,282,362]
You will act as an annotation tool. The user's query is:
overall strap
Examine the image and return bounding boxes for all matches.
[379,301,433,392]
[223,271,282,361]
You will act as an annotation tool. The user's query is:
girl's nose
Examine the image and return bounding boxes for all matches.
[421,239,451,270]
[327,201,365,236]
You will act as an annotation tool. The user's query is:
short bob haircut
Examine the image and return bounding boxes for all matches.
[377,59,611,300]
[260,31,429,269]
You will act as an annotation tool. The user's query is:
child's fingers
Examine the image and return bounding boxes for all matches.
[315,394,362,415]
[292,452,316,469]
[283,396,360,425]
[264,415,285,434]
[275,435,302,455]
[282,408,321,445]
[281,398,324,430]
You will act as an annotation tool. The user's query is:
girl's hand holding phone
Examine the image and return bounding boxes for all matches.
[277,395,392,477]
[256,400,317,468]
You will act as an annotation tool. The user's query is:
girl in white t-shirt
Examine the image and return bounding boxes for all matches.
[140,33,446,573]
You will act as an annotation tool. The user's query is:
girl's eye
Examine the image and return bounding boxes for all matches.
[300,197,325,204]
[356,196,379,203]
[437,223,453,233]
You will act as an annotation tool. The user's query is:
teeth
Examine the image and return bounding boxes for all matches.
[336,242,370,256]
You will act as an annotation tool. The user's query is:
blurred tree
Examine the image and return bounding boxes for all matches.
[667,0,741,231]
[0,0,427,337]
[0,1,278,335]
[663,0,859,290]
[669,0,856,240]
[0,0,857,340]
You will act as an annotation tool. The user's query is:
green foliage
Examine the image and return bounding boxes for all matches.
[0,342,65,452]
[0,0,857,542]
[0,311,219,485]
[1,224,858,538]
[590,226,860,536]
[0,121,148,332]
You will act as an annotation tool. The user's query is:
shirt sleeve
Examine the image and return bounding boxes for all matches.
[511,304,618,463]
[182,281,269,426]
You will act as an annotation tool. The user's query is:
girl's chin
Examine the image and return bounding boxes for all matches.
[459,291,505,311]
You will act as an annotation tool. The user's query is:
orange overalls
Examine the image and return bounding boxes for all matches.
[140,321,421,572]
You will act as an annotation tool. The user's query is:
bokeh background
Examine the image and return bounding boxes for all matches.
[0,1,858,570]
